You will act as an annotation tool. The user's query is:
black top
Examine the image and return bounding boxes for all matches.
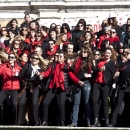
[119,60,130,83]
[92,60,116,84]
[18,63,44,82]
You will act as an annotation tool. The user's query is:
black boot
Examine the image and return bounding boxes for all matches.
[41,121,48,126]
[109,123,116,127]
[92,118,101,127]
[59,121,65,126]
[104,119,110,127]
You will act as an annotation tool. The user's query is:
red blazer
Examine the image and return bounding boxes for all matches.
[41,63,79,91]
[0,63,21,90]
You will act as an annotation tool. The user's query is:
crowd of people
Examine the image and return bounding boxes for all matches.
[0,13,130,127]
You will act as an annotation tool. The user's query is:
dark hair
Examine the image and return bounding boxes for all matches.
[48,39,55,44]
[61,23,70,33]
[40,26,48,33]
[50,23,56,29]
[126,24,130,31]
[78,19,86,28]
[101,39,109,53]
[24,14,30,18]
[49,28,58,36]
[30,20,39,30]
[108,17,118,27]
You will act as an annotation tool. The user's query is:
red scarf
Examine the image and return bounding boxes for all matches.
[32,41,42,48]
[108,36,119,44]
[55,63,65,90]
[95,60,107,84]
[46,46,58,56]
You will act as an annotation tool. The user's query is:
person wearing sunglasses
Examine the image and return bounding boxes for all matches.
[19,27,29,42]
[70,46,93,127]
[0,27,9,43]
[72,22,85,52]
[31,32,42,50]
[0,52,21,125]
[5,36,22,55]
[92,48,116,127]
[97,26,111,49]
[46,40,58,58]
[110,49,130,127]
[17,53,47,126]
[36,51,83,126]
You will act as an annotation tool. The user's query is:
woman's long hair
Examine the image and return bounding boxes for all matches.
[55,33,67,45]
[80,45,93,69]
[105,47,117,62]
[108,17,118,27]
[0,51,8,64]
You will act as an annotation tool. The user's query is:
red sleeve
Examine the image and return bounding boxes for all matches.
[68,71,79,84]
[24,38,31,45]
[97,36,104,49]
[41,66,52,78]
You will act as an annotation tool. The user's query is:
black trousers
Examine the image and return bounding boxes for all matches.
[111,89,126,124]
[92,82,109,120]
[43,88,66,122]
[0,90,18,124]
[18,87,40,125]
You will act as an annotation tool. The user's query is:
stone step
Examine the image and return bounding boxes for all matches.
[0,126,129,130]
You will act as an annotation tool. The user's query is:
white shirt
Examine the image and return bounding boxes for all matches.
[31,64,41,78]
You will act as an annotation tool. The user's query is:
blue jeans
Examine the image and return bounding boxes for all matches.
[71,82,91,126]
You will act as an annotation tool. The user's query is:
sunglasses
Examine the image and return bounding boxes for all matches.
[95,53,100,56]
[32,57,39,60]
[22,29,27,31]
[110,32,116,34]
[58,55,63,57]
[78,25,83,27]
[8,56,15,59]
[1,30,6,31]
[49,43,54,46]
[14,42,20,45]
[55,55,59,57]
[81,51,87,53]
[35,35,41,37]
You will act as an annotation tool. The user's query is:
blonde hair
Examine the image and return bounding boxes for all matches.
[55,33,67,45]
[31,53,49,70]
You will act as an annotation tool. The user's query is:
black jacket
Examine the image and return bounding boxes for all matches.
[92,60,116,84]
[18,63,43,82]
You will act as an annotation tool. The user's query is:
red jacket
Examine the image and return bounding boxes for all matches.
[0,63,21,90]
[41,63,79,91]
[98,35,109,49]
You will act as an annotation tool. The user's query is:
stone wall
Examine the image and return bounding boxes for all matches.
[0,0,130,27]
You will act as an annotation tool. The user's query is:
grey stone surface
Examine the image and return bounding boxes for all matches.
[0,126,130,130]
[0,126,129,130]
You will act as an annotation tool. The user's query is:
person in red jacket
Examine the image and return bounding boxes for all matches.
[36,51,84,126]
[97,26,111,49]
[0,52,21,124]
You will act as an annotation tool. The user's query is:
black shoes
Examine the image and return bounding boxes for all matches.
[104,119,110,127]
[59,121,65,126]
[109,123,116,127]
[41,121,48,126]
[92,118,101,127]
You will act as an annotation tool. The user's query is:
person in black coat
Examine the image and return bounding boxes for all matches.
[4,30,16,47]
[92,48,116,127]
[110,49,130,127]
[17,53,47,126]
